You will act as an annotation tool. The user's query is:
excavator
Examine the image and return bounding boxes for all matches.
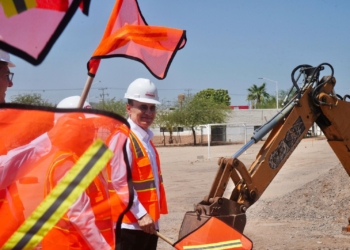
[177,63,350,248]
[1,62,348,249]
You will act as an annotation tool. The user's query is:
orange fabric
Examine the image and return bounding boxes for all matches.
[88,0,187,79]
[93,25,184,55]
[48,113,96,156]
[0,106,129,248]
[121,131,167,223]
[106,125,131,222]
[42,151,114,250]
[174,217,253,250]
[0,109,54,248]
[0,109,54,153]
[0,183,25,248]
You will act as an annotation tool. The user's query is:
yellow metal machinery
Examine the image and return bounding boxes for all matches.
[179,63,350,239]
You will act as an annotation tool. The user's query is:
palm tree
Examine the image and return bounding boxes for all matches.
[247,83,270,109]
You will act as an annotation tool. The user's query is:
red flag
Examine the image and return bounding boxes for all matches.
[174,217,253,250]
[36,0,69,11]
[0,0,91,65]
[87,0,187,79]
[79,0,90,15]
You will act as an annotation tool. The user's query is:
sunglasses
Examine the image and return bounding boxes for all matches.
[132,104,156,112]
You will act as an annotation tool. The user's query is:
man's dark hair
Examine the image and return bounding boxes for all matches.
[127,99,134,105]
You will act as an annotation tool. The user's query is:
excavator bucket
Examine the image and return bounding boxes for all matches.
[178,211,246,239]
[174,216,252,250]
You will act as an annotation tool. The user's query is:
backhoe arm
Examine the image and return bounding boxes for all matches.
[317,92,350,176]
[234,86,319,209]
[178,64,346,239]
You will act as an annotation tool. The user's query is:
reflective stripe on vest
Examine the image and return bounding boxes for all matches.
[133,179,156,192]
[123,131,167,223]
[130,132,145,158]
[46,152,112,234]
[132,174,164,192]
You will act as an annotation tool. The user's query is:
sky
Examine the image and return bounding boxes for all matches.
[6,0,350,106]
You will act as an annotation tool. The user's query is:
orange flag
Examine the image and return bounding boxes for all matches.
[0,0,90,65]
[0,103,132,249]
[174,217,253,250]
[87,0,187,79]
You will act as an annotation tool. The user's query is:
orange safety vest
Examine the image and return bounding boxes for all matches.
[42,152,114,250]
[107,127,168,223]
[106,125,131,222]
[0,148,25,248]
[0,183,25,248]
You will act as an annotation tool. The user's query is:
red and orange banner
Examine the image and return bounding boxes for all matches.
[0,0,90,65]
[87,0,187,79]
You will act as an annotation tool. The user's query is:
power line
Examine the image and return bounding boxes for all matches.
[98,88,109,107]
[184,88,191,95]
[7,88,84,92]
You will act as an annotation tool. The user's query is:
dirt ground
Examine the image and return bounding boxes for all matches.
[155,137,350,250]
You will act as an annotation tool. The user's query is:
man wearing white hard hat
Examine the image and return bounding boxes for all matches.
[56,96,92,109]
[107,78,168,250]
[0,49,15,103]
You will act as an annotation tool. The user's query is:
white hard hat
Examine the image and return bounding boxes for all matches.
[124,78,160,104]
[57,96,92,109]
[0,49,15,67]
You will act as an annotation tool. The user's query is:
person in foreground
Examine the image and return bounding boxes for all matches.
[42,97,115,250]
[108,78,168,250]
[0,49,15,103]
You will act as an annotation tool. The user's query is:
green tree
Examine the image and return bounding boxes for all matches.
[194,88,231,106]
[279,88,297,106]
[11,93,54,107]
[255,89,294,109]
[247,83,270,109]
[153,101,180,145]
[178,95,231,145]
[93,98,127,117]
[256,95,275,109]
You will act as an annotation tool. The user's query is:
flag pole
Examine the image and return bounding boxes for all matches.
[154,231,174,246]
[78,75,94,108]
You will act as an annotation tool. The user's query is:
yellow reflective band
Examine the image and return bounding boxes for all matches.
[3,140,113,250]
[129,132,145,158]
[136,188,156,192]
[183,239,242,250]
[1,0,37,18]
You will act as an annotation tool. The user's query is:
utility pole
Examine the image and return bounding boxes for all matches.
[89,80,101,102]
[98,87,109,109]
[184,89,191,96]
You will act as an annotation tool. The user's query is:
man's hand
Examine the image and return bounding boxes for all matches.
[138,213,155,234]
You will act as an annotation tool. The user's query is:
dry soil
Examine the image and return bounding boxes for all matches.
[155,137,350,250]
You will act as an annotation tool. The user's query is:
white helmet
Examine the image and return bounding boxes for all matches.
[57,96,92,109]
[124,78,160,104]
[0,49,15,67]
